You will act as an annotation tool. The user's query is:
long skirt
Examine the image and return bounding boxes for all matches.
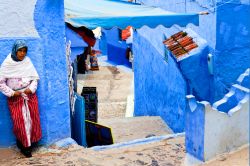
[7,93,42,148]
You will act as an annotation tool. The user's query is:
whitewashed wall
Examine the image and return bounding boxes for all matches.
[0,0,39,37]
[204,94,249,160]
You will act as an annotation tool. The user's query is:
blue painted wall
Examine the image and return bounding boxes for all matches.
[139,0,250,103]
[100,29,108,56]
[101,0,249,133]
[185,96,205,161]
[0,0,71,147]
[102,28,131,66]
[133,24,215,132]
[133,26,187,132]
[179,46,213,102]
[213,2,250,102]
[215,68,250,113]
[186,68,249,161]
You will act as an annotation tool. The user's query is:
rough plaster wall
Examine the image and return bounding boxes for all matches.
[133,26,187,132]
[213,3,250,101]
[34,0,71,144]
[185,96,205,161]
[178,28,214,102]
[0,0,39,37]
[0,38,43,147]
[180,48,213,101]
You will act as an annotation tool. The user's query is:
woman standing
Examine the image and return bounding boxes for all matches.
[0,40,42,157]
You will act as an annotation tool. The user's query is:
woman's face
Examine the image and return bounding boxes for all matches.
[16,47,27,61]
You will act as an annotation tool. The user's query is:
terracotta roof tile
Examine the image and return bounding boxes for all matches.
[163,31,198,58]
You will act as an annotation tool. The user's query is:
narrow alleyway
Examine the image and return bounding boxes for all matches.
[0,57,248,166]
[77,57,173,143]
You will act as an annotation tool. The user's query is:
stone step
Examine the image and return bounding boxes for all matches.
[78,73,133,81]
[77,87,131,103]
[78,65,131,114]
[77,80,132,95]
[109,80,133,90]
[84,66,127,75]
[78,79,132,88]
[98,92,128,103]
[77,80,111,94]
[98,102,127,120]
[98,116,173,143]
[78,79,132,86]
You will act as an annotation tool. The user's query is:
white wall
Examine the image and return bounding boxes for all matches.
[204,95,249,160]
[0,0,39,37]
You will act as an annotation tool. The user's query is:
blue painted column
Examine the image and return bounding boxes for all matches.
[34,0,71,145]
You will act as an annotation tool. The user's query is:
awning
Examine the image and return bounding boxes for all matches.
[65,0,199,29]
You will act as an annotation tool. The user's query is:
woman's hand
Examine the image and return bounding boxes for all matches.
[13,91,22,97]
[24,88,32,95]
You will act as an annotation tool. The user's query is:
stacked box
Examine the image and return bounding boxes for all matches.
[81,87,98,122]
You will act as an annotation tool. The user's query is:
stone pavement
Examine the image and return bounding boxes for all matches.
[0,134,248,166]
[0,136,186,166]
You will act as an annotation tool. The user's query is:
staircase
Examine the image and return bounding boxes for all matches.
[77,63,172,143]
[77,66,133,119]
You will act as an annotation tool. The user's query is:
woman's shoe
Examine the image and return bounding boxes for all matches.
[21,147,32,158]
[16,140,32,158]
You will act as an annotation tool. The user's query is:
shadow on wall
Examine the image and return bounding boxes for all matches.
[175,28,215,102]
[213,68,250,113]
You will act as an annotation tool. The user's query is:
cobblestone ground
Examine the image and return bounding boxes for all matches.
[0,136,248,166]
[0,137,185,166]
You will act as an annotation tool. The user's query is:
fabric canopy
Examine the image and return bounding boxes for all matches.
[65,0,199,29]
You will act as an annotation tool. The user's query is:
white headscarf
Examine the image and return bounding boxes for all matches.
[0,53,39,80]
